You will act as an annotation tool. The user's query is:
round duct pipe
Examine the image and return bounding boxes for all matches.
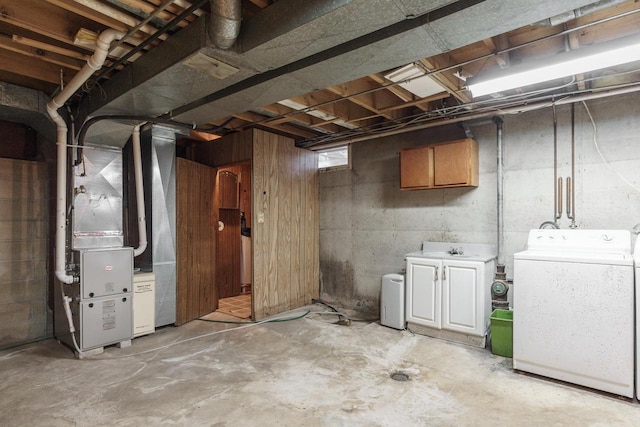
[209,0,242,49]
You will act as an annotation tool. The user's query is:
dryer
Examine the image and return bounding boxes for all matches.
[513,229,634,398]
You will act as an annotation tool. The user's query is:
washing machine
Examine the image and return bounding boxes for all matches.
[634,236,640,399]
[513,229,634,398]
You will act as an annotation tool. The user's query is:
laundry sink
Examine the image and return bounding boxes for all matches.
[421,251,473,258]
[406,242,497,263]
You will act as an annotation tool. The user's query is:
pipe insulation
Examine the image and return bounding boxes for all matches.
[132,124,147,257]
[209,0,241,50]
[47,29,125,285]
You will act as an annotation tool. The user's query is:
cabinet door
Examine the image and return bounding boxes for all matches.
[400,146,433,189]
[441,261,484,336]
[406,257,441,328]
[433,140,470,186]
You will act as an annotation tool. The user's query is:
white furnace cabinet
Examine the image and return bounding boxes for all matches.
[406,256,494,347]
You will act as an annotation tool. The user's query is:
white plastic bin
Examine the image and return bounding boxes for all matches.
[381,273,405,329]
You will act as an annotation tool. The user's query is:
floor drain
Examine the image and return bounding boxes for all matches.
[390,372,410,382]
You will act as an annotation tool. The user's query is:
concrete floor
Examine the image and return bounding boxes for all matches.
[1,306,639,426]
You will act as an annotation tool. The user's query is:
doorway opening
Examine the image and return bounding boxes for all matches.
[210,160,252,321]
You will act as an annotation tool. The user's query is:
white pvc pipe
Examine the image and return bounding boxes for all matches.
[132,124,147,257]
[47,29,125,284]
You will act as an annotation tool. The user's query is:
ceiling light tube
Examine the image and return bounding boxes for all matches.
[467,35,640,97]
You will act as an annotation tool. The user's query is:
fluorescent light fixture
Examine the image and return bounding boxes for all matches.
[384,63,445,98]
[468,35,640,97]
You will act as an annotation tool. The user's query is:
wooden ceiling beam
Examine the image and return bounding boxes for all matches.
[290,90,376,124]
[166,0,204,17]
[12,35,89,61]
[327,78,408,120]
[378,92,450,113]
[419,57,472,103]
[261,104,324,127]
[232,112,320,139]
[368,73,430,112]
[0,48,75,85]
[0,0,136,60]
[0,0,99,48]
[45,0,167,47]
[108,0,191,27]
[0,69,58,93]
[0,36,85,70]
[483,34,510,68]
[260,104,343,133]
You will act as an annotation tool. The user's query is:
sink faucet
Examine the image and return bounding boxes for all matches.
[449,247,464,255]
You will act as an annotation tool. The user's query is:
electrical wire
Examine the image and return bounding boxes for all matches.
[197,310,310,325]
[311,299,379,322]
[581,101,640,194]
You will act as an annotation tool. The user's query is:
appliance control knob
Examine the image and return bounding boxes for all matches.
[123,288,128,293]
[89,292,94,297]
[602,234,613,241]
[89,303,94,308]
[122,297,127,302]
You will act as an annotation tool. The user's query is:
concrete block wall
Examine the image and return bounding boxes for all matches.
[0,158,49,347]
[319,92,640,313]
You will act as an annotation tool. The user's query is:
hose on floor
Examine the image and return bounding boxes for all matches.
[197,310,310,324]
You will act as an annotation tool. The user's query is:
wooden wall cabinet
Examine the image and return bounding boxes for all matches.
[400,138,479,190]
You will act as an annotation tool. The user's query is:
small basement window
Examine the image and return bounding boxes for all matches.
[317,145,350,171]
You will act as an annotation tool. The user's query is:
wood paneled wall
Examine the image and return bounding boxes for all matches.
[188,131,252,167]
[252,130,319,318]
[176,158,217,325]
[0,158,48,347]
[189,129,319,320]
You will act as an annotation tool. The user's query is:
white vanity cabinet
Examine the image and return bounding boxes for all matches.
[405,245,495,347]
[406,257,441,329]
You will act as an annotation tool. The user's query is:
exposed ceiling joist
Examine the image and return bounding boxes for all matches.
[1,0,639,148]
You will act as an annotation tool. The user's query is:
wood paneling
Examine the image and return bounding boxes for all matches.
[216,209,240,299]
[189,130,253,168]
[0,120,37,161]
[252,129,319,319]
[176,158,217,325]
[187,128,319,320]
[0,158,48,347]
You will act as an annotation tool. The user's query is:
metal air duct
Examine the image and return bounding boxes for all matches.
[48,29,125,285]
[209,0,241,49]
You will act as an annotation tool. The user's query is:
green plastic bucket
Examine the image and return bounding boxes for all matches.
[490,309,513,357]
